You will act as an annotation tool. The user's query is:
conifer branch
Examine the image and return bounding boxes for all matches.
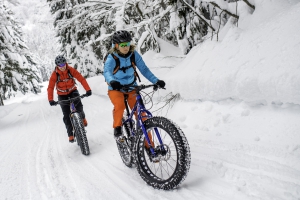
[242,0,255,10]
[209,2,239,20]
[135,2,144,18]
[180,0,215,32]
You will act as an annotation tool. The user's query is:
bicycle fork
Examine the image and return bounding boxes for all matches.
[136,99,167,158]
[123,94,167,159]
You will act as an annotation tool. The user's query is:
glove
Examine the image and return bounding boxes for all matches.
[110,80,122,90]
[86,90,92,96]
[156,80,165,88]
[49,100,57,106]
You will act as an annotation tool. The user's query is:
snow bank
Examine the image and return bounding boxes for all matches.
[164,0,300,105]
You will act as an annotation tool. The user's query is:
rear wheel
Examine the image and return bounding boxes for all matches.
[135,117,191,190]
[116,117,135,168]
[72,113,90,155]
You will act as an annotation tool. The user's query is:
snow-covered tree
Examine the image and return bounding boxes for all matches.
[47,0,104,78]
[130,0,240,54]
[47,0,254,75]
[10,0,59,82]
[0,2,41,106]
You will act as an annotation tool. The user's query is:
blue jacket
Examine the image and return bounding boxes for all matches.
[103,50,158,90]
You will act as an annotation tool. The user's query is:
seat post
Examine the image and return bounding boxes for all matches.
[124,94,130,117]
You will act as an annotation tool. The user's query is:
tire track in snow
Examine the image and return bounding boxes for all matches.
[194,140,300,200]
[26,95,137,199]
[32,99,84,200]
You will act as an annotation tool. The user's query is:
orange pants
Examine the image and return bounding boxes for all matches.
[108,89,154,148]
[108,90,136,128]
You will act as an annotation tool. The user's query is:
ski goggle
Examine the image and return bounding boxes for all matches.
[58,63,66,67]
[119,42,130,47]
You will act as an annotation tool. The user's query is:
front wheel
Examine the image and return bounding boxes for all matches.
[135,117,191,190]
[72,113,90,155]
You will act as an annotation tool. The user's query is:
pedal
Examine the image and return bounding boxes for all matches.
[116,136,125,143]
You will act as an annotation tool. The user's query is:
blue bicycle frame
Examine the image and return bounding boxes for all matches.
[70,100,76,113]
[122,85,165,155]
[67,95,86,120]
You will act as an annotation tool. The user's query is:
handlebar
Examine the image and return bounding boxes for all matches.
[54,94,88,105]
[121,84,165,92]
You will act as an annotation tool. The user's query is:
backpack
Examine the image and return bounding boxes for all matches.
[55,68,75,83]
[55,69,77,85]
[103,52,141,83]
[55,68,77,93]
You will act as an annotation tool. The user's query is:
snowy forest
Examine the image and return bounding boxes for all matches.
[1,0,300,199]
[0,0,255,106]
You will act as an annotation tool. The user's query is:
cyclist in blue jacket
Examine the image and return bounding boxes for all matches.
[103,30,165,141]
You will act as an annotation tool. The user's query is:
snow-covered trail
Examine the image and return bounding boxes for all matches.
[171,99,300,200]
[0,85,195,200]
[1,80,300,200]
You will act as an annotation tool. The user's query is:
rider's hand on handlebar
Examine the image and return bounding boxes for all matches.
[156,80,165,89]
[110,80,122,90]
[49,100,57,106]
[86,90,92,96]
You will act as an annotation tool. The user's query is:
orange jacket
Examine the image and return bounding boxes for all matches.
[47,64,91,101]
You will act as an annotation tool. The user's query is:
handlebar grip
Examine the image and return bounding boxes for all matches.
[154,84,166,90]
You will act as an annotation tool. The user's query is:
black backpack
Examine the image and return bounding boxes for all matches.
[103,52,141,82]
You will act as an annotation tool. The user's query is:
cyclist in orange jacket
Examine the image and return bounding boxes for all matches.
[47,55,92,143]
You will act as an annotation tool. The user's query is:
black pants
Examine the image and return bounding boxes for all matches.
[58,90,85,137]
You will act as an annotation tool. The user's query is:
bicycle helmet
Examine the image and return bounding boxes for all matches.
[112,30,132,44]
[55,55,66,66]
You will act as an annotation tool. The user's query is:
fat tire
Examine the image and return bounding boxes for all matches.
[135,117,191,190]
[116,117,135,168]
[73,113,90,155]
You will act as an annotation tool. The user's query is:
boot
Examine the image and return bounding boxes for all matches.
[69,135,74,143]
[83,118,88,127]
[114,126,124,142]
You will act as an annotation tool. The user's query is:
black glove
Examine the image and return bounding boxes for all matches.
[110,80,122,90]
[49,100,57,106]
[86,90,92,96]
[156,80,165,88]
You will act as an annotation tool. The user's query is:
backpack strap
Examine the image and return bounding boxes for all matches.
[130,53,141,82]
[106,52,141,83]
[68,70,73,79]
[112,54,120,74]
[56,68,75,83]
[55,68,60,83]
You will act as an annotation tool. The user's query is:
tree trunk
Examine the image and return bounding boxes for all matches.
[0,95,4,106]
